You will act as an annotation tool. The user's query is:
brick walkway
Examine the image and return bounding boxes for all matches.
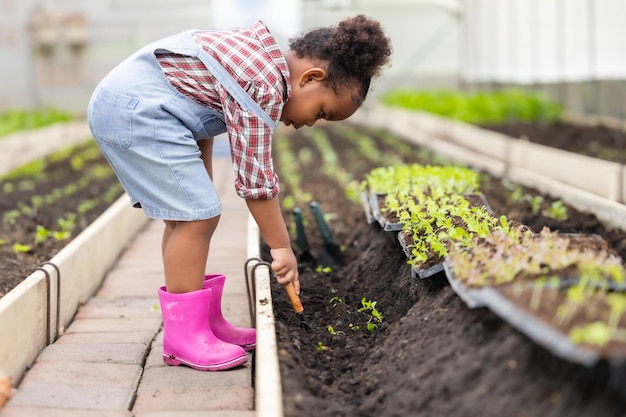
[0,150,258,416]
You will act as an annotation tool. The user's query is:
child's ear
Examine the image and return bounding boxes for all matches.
[299,68,326,86]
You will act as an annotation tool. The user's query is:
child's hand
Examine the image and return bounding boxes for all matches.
[269,247,300,294]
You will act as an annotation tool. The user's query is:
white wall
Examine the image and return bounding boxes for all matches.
[462,0,626,84]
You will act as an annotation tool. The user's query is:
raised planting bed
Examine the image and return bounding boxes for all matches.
[265,121,626,417]
[0,137,148,383]
[351,104,626,210]
[0,140,126,295]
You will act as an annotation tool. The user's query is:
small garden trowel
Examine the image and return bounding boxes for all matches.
[293,207,316,270]
[283,282,311,331]
[310,201,344,267]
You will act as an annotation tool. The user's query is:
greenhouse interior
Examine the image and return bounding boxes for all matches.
[1,1,626,416]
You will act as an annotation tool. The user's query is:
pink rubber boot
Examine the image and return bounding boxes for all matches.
[157,286,247,371]
[203,274,256,351]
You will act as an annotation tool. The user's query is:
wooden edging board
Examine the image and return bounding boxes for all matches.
[247,215,284,417]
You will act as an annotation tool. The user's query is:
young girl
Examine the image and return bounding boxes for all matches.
[88,15,391,371]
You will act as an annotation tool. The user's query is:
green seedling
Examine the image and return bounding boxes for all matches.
[316,342,328,352]
[57,213,76,234]
[570,322,612,346]
[35,225,50,244]
[3,210,20,225]
[526,195,544,215]
[327,326,344,336]
[606,293,626,336]
[329,295,343,307]
[358,297,384,333]
[543,200,568,220]
[13,243,31,253]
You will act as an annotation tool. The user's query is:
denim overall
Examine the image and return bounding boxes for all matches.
[88,30,275,221]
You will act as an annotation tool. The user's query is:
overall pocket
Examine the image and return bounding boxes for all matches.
[160,95,226,140]
[88,87,139,148]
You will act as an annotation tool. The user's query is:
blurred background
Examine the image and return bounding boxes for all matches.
[0,0,625,119]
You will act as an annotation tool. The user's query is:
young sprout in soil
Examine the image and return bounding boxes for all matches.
[606,293,626,336]
[329,293,343,307]
[358,297,384,333]
[349,323,360,332]
[569,322,613,346]
[542,200,568,221]
[327,326,344,336]
[526,195,544,215]
[35,225,50,245]
[316,342,328,352]
[12,243,31,253]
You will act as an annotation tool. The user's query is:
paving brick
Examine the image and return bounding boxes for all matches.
[37,343,148,365]
[55,331,156,345]
[144,332,165,369]
[133,379,253,413]
[74,297,160,320]
[16,361,142,387]
[0,406,131,417]
[96,269,164,298]
[6,383,136,411]
[64,317,162,334]
[133,360,254,412]
[7,361,142,410]
[135,410,256,417]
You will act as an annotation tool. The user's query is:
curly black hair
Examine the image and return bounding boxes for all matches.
[288,15,392,103]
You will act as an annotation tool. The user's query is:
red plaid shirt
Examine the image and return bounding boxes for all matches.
[156,21,290,200]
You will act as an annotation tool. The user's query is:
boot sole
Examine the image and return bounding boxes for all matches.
[163,353,247,371]
[241,343,256,351]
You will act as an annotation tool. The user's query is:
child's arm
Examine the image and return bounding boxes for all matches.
[246,197,300,294]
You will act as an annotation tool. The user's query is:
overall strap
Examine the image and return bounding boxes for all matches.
[198,50,276,130]
[152,30,277,130]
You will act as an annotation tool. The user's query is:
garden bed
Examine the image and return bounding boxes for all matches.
[0,140,125,297]
[266,122,626,417]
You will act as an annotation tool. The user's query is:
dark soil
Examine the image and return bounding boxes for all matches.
[0,141,124,297]
[483,121,626,164]
[266,121,626,417]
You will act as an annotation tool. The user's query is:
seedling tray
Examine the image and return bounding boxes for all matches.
[479,287,600,367]
[368,192,402,232]
[442,258,491,308]
[397,230,446,279]
[360,191,376,225]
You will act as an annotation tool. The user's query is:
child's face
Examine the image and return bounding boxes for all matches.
[280,66,360,129]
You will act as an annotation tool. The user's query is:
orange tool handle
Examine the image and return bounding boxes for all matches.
[283,282,304,313]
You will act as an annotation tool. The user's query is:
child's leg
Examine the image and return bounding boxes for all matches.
[198,138,214,179]
[161,217,219,294]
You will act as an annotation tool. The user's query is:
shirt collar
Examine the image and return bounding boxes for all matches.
[251,21,291,100]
